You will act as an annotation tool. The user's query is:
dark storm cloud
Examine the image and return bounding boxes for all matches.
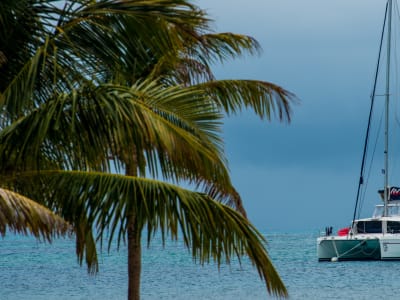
[197,0,388,231]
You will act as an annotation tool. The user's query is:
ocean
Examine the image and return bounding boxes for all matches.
[1,231,400,299]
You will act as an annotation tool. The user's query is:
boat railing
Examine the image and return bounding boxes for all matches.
[373,203,400,217]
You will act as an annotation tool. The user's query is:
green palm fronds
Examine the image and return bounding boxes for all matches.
[10,170,287,297]
[0,0,294,298]
[0,188,70,240]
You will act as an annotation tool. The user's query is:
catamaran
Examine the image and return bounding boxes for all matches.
[318,0,400,261]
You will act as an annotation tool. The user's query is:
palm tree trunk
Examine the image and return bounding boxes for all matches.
[127,212,141,300]
[126,160,141,300]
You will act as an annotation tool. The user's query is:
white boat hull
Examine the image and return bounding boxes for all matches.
[380,236,400,259]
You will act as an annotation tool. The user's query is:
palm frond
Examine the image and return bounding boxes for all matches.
[10,170,287,297]
[1,0,210,113]
[200,79,296,122]
[0,80,251,216]
[0,80,247,209]
[188,32,262,66]
[0,187,70,241]
[148,32,261,85]
[49,0,209,84]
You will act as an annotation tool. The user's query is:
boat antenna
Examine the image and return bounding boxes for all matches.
[352,1,389,224]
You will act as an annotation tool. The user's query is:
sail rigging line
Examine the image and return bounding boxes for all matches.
[358,109,384,220]
[352,1,389,225]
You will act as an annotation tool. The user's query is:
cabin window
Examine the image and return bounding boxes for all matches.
[387,221,400,233]
[356,221,382,233]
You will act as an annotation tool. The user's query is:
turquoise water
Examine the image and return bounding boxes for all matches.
[1,231,400,299]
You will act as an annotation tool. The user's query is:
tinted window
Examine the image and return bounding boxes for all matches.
[357,221,382,233]
[387,221,400,233]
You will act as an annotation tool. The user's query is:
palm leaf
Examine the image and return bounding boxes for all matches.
[200,79,296,121]
[1,0,210,114]
[0,80,248,212]
[10,170,287,297]
[0,187,70,241]
[184,32,262,66]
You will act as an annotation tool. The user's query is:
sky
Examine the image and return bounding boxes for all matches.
[194,0,395,233]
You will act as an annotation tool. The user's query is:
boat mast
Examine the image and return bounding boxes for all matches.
[384,0,392,217]
[352,2,389,224]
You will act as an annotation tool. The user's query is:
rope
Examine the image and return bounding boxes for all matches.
[335,238,379,259]
[358,109,383,219]
[353,1,389,224]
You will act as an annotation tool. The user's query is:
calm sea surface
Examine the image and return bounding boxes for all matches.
[1,231,400,299]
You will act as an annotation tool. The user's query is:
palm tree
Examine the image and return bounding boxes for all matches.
[0,0,295,299]
[0,80,289,298]
[103,10,295,299]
